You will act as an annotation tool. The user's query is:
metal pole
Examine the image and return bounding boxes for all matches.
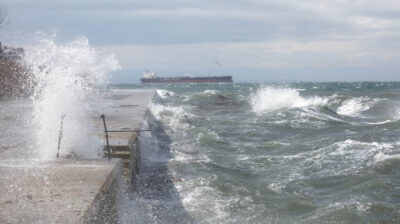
[100,114,111,160]
[56,114,66,158]
[106,130,151,132]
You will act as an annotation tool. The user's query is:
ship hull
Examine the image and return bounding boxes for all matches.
[140,76,233,84]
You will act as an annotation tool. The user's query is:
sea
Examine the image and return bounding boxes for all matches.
[114,82,400,224]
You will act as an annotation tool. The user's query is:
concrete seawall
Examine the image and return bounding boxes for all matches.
[0,89,156,223]
[96,89,156,185]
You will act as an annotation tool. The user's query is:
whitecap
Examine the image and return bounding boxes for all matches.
[202,89,220,95]
[156,89,176,99]
[150,103,193,124]
[365,120,393,125]
[374,152,400,163]
[250,86,328,113]
[337,97,375,116]
[267,183,284,194]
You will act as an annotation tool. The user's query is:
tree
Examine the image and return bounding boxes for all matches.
[0,45,30,98]
[0,5,31,98]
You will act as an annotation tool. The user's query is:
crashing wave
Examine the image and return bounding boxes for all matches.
[25,35,120,159]
[250,86,328,113]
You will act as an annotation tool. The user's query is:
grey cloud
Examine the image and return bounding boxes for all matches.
[3,0,358,45]
[3,0,400,81]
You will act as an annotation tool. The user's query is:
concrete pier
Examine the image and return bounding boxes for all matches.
[0,89,156,224]
[0,159,122,224]
[95,89,156,183]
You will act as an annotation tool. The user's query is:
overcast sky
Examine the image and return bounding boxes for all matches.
[2,0,400,82]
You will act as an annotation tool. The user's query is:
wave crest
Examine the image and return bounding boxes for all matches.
[156,89,176,99]
[250,86,327,113]
[337,97,375,116]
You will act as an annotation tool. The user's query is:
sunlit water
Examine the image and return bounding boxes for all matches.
[116,82,400,224]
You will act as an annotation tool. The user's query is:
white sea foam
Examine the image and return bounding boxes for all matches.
[180,178,230,223]
[355,202,372,212]
[25,36,120,160]
[202,89,220,95]
[337,97,375,116]
[196,130,221,143]
[267,183,284,194]
[156,89,176,99]
[296,139,397,178]
[374,152,400,163]
[149,103,194,132]
[365,120,393,125]
[250,86,327,113]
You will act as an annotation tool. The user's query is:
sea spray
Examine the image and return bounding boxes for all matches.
[25,36,120,159]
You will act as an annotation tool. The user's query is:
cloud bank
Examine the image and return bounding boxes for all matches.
[3,0,400,81]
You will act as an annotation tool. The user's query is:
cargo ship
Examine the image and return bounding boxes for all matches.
[140,71,233,83]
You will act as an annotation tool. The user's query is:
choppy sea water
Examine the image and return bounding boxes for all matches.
[116,82,400,224]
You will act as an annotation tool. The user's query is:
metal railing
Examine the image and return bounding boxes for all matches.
[56,114,66,158]
[100,114,151,160]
